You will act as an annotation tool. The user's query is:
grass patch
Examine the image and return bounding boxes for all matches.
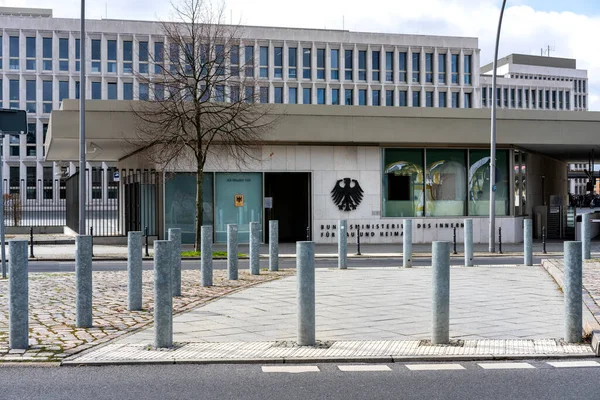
[181,251,247,258]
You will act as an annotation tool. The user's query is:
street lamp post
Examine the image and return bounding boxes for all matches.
[489,0,508,253]
[79,0,86,234]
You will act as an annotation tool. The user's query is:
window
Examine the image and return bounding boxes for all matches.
[229,85,240,103]
[91,39,101,72]
[425,53,433,83]
[230,45,239,77]
[482,87,487,107]
[563,91,568,109]
[510,88,515,108]
[245,86,255,103]
[75,81,80,100]
[27,123,36,157]
[10,79,20,109]
[372,50,380,81]
[372,90,380,106]
[552,90,557,109]
[412,52,420,83]
[399,52,407,82]
[385,51,393,82]
[0,35,2,70]
[583,81,586,93]
[26,80,36,113]
[215,44,225,76]
[425,149,467,216]
[332,88,339,105]
[9,136,19,158]
[545,90,550,109]
[107,82,117,99]
[524,89,529,108]
[412,90,420,107]
[558,90,563,110]
[10,36,19,70]
[517,89,522,108]
[358,50,366,81]
[452,92,459,108]
[123,82,133,100]
[289,87,297,104]
[59,38,69,71]
[43,81,52,113]
[260,86,268,103]
[503,88,508,107]
[464,55,472,85]
[92,82,101,99]
[59,81,69,102]
[274,47,283,78]
[154,41,164,74]
[386,90,393,106]
[358,89,366,105]
[123,40,133,74]
[345,89,353,105]
[382,148,424,217]
[138,83,149,101]
[536,89,542,109]
[213,85,224,102]
[464,92,471,108]
[426,91,433,107]
[302,48,311,79]
[43,37,52,71]
[469,149,509,216]
[316,49,325,79]
[317,88,325,104]
[451,54,459,84]
[274,87,283,103]
[399,90,407,107]
[302,87,311,104]
[259,46,268,78]
[331,49,339,80]
[245,46,254,77]
[139,41,149,74]
[75,39,81,72]
[154,83,164,101]
[169,43,179,73]
[43,166,53,200]
[26,37,36,70]
[107,40,117,73]
[91,168,102,199]
[439,91,447,108]
[438,54,446,84]
[288,47,297,79]
[344,50,353,80]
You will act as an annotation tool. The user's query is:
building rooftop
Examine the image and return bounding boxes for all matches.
[481,53,577,74]
[0,7,52,17]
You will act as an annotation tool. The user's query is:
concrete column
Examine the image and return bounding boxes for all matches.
[249,222,260,275]
[9,240,28,350]
[127,231,143,311]
[201,225,213,287]
[338,220,347,270]
[297,241,315,346]
[76,235,93,328]
[168,228,182,296]
[269,220,279,271]
[582,217,591,260]
[464,219,473,267]
[564,241,583,343]
[432,241,450,345]
[524,219,533,266]
[227,224,238,280]
[154,240,173,348]
[403,219,412,268]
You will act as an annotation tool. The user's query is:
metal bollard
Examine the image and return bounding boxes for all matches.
[542,226,547,254]
[269,220,279,272]
[338,220,347,270]
[127,231,143,311]
[464,219,473,267]
[89,226,94,258]
[29,227,34,258]
[144,226,149,257]
[168,228,182,296]
[524,219,533,266]
[582,218,591,260]
[201,225,213,286]
[403,219,412,268]
[356,225,361,256]
[227,224,238,280]
[564,241,582,343]
[76,235,93,328]
[432,241,450,345]
[9,240,28,349]
[498,227,502,254]
[452,227,457,255]
[154,240,173,348]
[249,222,260,275]
[297,241,316,346]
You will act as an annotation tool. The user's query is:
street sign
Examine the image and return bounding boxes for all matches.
[264,197,273,209]
[113,171,120,182]
[0,109,27,133]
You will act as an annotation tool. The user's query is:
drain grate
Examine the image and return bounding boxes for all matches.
[419,339,464,347]
[271,340,334,349]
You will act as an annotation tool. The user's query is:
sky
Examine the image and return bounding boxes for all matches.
[2,0,599,110]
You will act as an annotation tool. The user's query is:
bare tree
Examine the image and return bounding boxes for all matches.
[132,0,276,250]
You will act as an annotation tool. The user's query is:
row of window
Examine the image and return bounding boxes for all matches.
[481,87,574,110]
[0,122,48,158]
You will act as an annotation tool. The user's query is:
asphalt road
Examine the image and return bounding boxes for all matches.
[0,360,598,400]
[25,255,558,272]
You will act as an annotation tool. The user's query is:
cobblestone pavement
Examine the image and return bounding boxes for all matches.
[0,269,293,362]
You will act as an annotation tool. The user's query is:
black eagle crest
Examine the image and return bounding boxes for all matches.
[331,178,364,211]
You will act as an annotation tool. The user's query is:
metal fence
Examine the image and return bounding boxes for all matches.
[123,169,159,236]
[3,178,66,227]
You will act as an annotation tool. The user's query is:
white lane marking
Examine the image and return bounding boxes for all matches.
[547,361,600,368]
[478,363,535,370]
[406,364,465,371]
[262,366,320,373]
[338,365,392,372]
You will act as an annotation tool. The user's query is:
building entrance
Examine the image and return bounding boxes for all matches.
[264,172,311,242]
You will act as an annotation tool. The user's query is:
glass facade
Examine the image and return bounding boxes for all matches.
[382,149,424,217]
[468,149,509,216]
[425,149,467,216]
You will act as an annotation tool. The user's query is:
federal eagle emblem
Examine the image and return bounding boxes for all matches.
[331,178,364,211]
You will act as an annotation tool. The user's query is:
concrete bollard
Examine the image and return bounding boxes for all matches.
[127,231,143,311]
[432,241,450,345]
[338,220,347,270]
[582,217,591,260]
[269,220,279,271]
[464,219,473,267]
[524,219,533,266]
[201,225,213,287]
[250,222,260,275]
[564,241,583,343]
[76,235,93,328]
[9,240,28,350]
[403,219,412,268]
[297,241,316,346]
[227,224,238,280]
[154,240,173,348]
[168,228,182,296]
